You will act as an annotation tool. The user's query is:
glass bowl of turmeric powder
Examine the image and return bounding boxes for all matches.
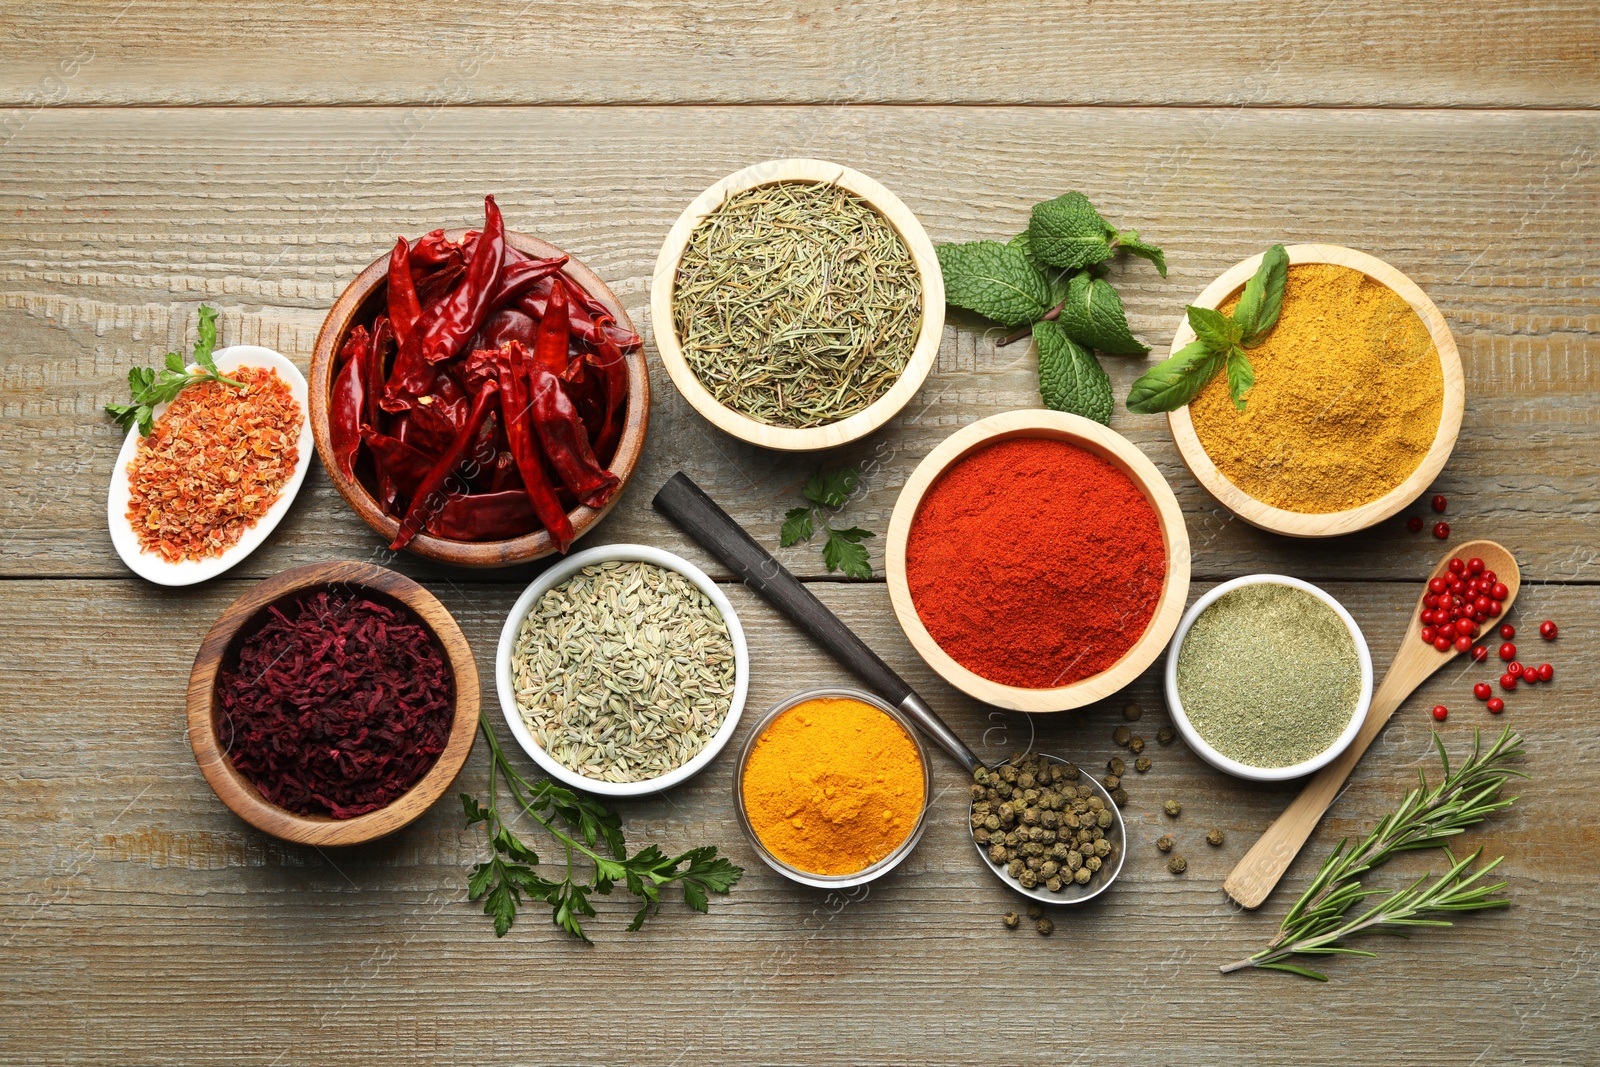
[734,688,933,889]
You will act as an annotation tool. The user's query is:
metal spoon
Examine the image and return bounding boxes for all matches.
[653,473,1125,904]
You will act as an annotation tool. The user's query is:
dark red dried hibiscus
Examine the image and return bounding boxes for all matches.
[217,589,454,819]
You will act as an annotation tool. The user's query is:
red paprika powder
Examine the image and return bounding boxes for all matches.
[906,437,1166,689]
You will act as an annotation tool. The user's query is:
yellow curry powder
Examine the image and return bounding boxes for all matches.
[1189,263,1444,513]
[741,697,925,875]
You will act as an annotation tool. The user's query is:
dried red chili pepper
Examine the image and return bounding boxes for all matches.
[488,450,522,493]
[588,329,629,461]
[390,378,500,551]
[512,277,640,353]
[361,428,435,493]
[533,276,571,374]
[497,341,577,550]
[528,359,618,509]
[494,253,568,306]
[383,196,505,411]
[413,261,465,312]
[328,324,371,481]
[363,317,392,432]
[407,369,470,456]
[387,238,423,346]
[426,488,539,542]
[410,229,472,271]
[476,306,538,352]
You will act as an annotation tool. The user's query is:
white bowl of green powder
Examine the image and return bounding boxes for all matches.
[497,544,750,797]
[1165,576,1372,781]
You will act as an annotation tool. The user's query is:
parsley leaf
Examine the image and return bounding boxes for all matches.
[781,466,876,579]
[105,304,245,436]
[780,506,814,547]
[937,240,1054,327]
[823,527,874,579]
[803,467,859,510]
[1035,321,1113,425]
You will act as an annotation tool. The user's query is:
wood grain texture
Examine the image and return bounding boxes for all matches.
[2,1,1598,108]
[1,578,1594,1065]
[2,106,1597,584]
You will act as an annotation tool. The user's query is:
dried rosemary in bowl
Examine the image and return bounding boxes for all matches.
[511,560,737,784]
[672,181,923,428]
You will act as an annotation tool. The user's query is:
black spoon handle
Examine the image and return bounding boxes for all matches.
[653,472,980,772]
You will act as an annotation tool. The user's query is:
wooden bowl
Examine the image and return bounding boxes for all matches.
[650,158,945,452]
[186,561,480,846]
[1166,244,1464,538]
[885,410,1191,713]
[310,229,650,567]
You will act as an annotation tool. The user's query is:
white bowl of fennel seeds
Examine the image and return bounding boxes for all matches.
[497,545,749,797]
[652,159,944,452]
[1165,575,1373,782]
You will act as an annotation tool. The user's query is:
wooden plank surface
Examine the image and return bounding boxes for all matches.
[3,1,1599,108]
[1,578,1595,1065]
[4,5,1599,1064]
[3,107,1598,584]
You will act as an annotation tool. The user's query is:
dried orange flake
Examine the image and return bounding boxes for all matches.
[125,366,301,563]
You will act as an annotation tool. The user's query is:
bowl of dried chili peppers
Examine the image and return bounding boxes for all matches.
[310,195,648,567]
[186,560,480,846]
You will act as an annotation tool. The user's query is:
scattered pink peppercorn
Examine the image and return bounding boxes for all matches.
[1433,522,1450,540]
[1499,642,1516,661]
[1473,682,1492,701]
[1431,705,1448,721]
[1432,494,1448,513]
[1407,516,1424,533]
[1487,697,1505,714]
[1537,663,1553,682]
[1539,620,1558,641]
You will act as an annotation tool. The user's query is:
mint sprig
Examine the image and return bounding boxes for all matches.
[1126,244,1288,414]
[937,193,1165,425]
[105,305,245,435]
[780,466,876,580]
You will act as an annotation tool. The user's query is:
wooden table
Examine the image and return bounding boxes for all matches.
[3,4,1597,1063]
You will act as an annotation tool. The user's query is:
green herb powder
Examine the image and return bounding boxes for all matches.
[1176,583,1360,768]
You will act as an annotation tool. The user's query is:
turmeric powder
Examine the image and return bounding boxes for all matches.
[741,696,926,875]
[1189,263,1444,513]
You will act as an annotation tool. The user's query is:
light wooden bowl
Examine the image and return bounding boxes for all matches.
[310,229,650,567]
[186,561,480,846]
[650,158,945,452]
[1166,244,1464,538]
[885,410,1191,713]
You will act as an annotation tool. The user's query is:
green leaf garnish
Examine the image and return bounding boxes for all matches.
[1035,321,1112,425]
[1234,243,1289,346]
[937,240,1054,327]
[780,465,876,579]
[1126,339,1227,415]
[104,304,246,436]
[1225,346,1256,411]
[1057,273,1149,355]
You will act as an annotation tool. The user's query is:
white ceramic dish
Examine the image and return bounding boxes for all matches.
[106,345,312,587]
[734,687,932,890]
[1164,575,1374,782]
[496,544,750,798]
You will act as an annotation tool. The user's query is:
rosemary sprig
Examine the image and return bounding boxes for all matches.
[462,711,743,941]
[1222,726,1525,980]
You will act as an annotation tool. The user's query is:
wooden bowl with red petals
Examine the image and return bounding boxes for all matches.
[310,229,650,568]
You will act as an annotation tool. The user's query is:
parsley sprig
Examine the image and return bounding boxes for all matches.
[463,711,743,940]
[780,466,875,580]
[105,305,245,435]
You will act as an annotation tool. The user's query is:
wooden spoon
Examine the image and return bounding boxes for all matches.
[1223,540,1520,909]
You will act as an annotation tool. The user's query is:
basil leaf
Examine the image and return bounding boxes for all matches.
[1056,272,1149,355]
[1035,320,1112,425]
[1226,345,1256,411]
[1126,339,1227,414]
[937,240,1055,327]
[1235,244,1289,347]
[1115,229,1168,277]
[780,506,814,547]
[1186,305,1241,351]
[1026,192,1116,271]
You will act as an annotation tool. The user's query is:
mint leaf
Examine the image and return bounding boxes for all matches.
[1057,273,1149,355]
[1035,320,1112,425]
[822,527,873,579]
[1116,230,1168,277]
[937,240,1054,327]
[1027,193,1116,271]
[1126,339,1228,414]
[803,467,858,510]
[1226,345,1256,411]
[1186,305,1241,351]
[780,506,814,546]
[1235,244,1289,347]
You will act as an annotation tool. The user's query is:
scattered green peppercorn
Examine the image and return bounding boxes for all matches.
[1128,735,1146,755]
[1003,910,1020,929]
[1123,702,1143,721]
[1156,833,1175,852]
[1207,827,1225,846]
[1112,726,1132,747]
[1101,774,1121,791]
[1134,756,1152,773]
[1168,855,1188,874]
[1107,757,1125,776]
[1110,787,1128,806]
[1157,726,1174,745]
[1164,799,1182,817]
[1036,917,1054,936]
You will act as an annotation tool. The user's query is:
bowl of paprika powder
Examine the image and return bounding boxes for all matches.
[885,410,1191,713]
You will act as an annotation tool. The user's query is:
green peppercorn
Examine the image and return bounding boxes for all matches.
[1007,859,1025,879]
[1061,762,1080,780]
[1157,726,1175,746]
[989,843,1008,863]
[1045,876,1064,893]
[1128,735,1146,755]
[1096,810,1113,830]
[1168,855,1187,874]
[1156,833,1175,852]
[974,828,991,846]
[974,766,992,785]
[1112,726,1132,747]
[1019,869,1039,889]
[1036,917,1055,936]
[1087,796,1104,812]
[1101,774,1121,791]
[1002,910,1020,929]
[1076,784,1092,799]
[1000,764,1019,784]
[1164,799,1182,817]
[1108,758,1126,777]
[1207,827,1225,847]
[1123,702,1143,721]
[1111,787,1129,806]
[1040,860,1059,878]
[1135,756,1152,774]
[1085,855,1102,872]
